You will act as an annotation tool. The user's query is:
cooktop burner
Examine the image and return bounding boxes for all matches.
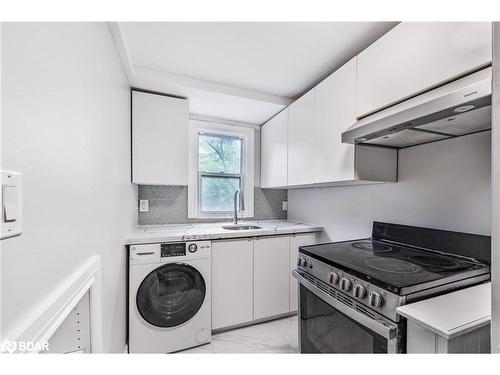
[408,254,461,269]
[352,241,392,252]
[299,237,489,295]
[364,257,422,274]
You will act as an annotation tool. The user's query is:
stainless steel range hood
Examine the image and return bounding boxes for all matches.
[342,67,492,148]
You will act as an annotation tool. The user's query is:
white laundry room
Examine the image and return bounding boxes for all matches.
[1,2,499,374]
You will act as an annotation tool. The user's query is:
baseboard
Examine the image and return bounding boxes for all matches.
[212,311,297,334]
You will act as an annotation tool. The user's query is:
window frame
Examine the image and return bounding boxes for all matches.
[198,132,244,215]
[188,120,255,219]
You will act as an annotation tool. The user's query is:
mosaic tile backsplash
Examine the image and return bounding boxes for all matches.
[138,185,288,225]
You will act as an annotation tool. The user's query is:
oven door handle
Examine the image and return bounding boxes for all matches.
[293,269,397,340]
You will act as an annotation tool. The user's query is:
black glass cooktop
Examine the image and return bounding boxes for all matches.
[300,238,489,295]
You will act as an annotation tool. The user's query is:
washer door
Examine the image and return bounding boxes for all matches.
[136,263,206,328]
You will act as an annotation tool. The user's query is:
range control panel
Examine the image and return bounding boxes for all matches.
[296,254,403,322]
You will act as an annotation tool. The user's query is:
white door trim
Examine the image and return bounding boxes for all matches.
[491,22,500,353]
[0,255,103,353]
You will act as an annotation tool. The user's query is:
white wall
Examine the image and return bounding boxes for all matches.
[0,21,3,342]
[288,131,491,243]
[1,23,136,352]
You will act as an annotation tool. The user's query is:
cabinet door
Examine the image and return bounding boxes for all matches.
[357,22,492,117]
[132,91,189,185]
[212,239,254,330]
[287,90,315,186]
[253,236,290,320]
[289,233,318,312]
[314,58,357,184]
[261,109,288,188]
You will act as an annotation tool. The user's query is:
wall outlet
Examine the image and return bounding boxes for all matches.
[139,199,149,213]
[282,201,288,211]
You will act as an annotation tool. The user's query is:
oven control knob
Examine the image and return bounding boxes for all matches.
[297,257,307,268]
[368,292,384,308]
[328,272,340,285]
[339,277,352,292]
[352,284,367,299]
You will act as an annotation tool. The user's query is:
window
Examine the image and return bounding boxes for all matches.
[188,121,254,218]
[198,133,243,213]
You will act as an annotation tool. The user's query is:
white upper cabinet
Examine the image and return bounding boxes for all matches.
[314,57,357,183]
[260,109,288,188]
[287,90,315,186]
[132,91,189,185]
[356,22,492,118]
[260,55,396,188]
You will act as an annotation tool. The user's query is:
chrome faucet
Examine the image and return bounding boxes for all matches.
[233,189,244,224]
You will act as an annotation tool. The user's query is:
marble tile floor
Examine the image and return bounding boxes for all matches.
[181,315,298,354]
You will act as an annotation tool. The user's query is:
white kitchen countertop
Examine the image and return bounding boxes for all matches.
[396,282,491,339]
[125,220,322,245]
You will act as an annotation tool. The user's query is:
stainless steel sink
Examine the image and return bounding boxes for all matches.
[221,224,262,230]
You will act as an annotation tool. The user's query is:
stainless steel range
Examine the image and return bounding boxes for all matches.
[293,222,490,353]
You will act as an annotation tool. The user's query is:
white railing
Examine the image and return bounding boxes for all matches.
[0,255,103,353]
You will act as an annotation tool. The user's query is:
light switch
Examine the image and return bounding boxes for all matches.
[3,186,18,221]
[139,199,149,212]
[1,170,23,240]
[282,201,288,211]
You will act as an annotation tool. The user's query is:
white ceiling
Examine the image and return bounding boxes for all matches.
[115,22,398,124]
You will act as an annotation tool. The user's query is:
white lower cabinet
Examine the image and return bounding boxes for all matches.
[253,236,290,320]
[212,233,319,331]
[211,238,254,330]
[289,233,318,312]
[406,321,490,354]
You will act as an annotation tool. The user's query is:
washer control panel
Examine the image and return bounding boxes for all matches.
[130,241,211,264]
[160,241,211,260]
[161,243,186,257]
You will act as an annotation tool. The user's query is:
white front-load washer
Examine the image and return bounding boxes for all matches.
[128,241,211,353]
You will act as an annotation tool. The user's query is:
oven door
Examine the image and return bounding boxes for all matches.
[293,270,403,354]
